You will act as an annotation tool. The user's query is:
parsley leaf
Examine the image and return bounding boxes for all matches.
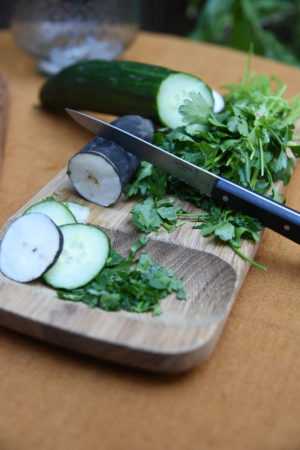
[125,161,167,198]
[130,197,184,233]
[179,91,213,124]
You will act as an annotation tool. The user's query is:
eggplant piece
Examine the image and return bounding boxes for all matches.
[0,213,63,282]
[110,114,154,172]
[68,115,154,206]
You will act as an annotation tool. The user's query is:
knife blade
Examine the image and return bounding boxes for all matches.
[66,108,300,244]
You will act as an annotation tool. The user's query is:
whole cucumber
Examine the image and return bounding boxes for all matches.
[39,60,222,129]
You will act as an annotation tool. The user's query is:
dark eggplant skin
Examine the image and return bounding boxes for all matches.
[75,136,135,191]
[42,224,64,277]
[111,115,154,142]
[111,115,154,175]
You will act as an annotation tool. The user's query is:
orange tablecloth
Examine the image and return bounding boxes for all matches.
[0,30,299,450]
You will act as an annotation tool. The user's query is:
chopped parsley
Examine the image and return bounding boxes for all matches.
[131,196,184,233]
[56,237,186,316]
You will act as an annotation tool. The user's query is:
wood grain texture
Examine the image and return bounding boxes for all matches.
[0,73,9,175]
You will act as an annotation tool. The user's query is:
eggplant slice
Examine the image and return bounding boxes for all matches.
[0,212,63,282]
[68,115,154,206]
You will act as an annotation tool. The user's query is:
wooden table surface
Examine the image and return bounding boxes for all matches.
[0,30,299,450]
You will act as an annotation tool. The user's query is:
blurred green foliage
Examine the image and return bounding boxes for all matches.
[187,0,300,67]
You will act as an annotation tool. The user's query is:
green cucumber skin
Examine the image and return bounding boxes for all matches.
[40,60,174,122]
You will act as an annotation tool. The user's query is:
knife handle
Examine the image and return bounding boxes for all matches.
[212,178,300,244]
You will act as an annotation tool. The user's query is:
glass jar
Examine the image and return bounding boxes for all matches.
[11,0,140,75]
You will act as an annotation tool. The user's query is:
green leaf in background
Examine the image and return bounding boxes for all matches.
[188,0,300,67]
[189,0,235,42]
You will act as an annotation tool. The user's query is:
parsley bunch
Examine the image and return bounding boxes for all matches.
[125,64,300,268]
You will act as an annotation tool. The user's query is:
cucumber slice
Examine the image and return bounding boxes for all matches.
[0,212,63,282]
[61,201,90,223]
[24,199,77,226]
[43,224,109,289]
[212,90,225,113]
[157,72,214,129]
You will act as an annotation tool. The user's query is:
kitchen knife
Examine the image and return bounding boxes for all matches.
[66,108,300,244]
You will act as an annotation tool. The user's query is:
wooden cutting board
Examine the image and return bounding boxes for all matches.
[0,108,298,374]
[0,74,9,175]
[0,159,267,373]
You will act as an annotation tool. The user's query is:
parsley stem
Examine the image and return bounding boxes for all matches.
[162,221,186,232]
[205,152,225,171]
[240,45,252,85]
[259,138,264,176]
[226,154,234,166]
[227,158,240,179]
[179,213,209,218]
[230,243,267,270]
[250,166,259,190]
